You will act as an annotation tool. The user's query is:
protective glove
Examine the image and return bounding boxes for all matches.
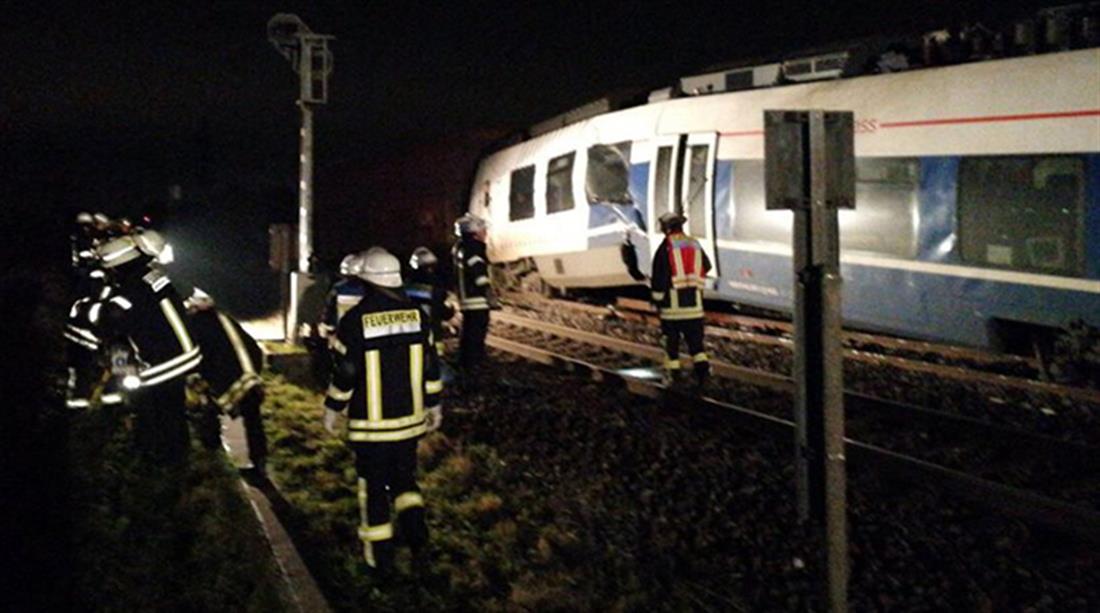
[424,405,443,433]
[324,408,342,435]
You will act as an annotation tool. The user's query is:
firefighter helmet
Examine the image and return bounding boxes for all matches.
[134,230,167,258]
[409,246,438,270]
[339,253,358,276]
[359,247,403,288]
[96,236,142,268]
[657,211,686,232]
[454,214,487,237]
[183,287,216,312]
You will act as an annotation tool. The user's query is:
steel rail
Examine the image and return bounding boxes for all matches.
[494,310,1097,465]
[605,297,1100,405]
[485,331,1100,544]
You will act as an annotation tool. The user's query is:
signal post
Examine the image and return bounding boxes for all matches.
[764,109,855,613]
[267,14,333,341]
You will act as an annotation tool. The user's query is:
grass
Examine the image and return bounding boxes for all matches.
[66,408,290,612]
[262,374,600,611]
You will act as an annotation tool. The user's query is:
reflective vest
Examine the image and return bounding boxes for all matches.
[649,233,712,320]
[324,285,443,443]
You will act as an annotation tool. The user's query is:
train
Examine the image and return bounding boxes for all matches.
[465,28,1100,352]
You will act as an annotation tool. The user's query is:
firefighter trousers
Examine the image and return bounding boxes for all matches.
[239,388,268,469]
[196,387,267,469]
[131,380,190,465]
[659,318,709,382]
[459,309,490,370]
[353,439,428,571]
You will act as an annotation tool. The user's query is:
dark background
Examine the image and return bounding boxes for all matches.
[2,0,1055,315]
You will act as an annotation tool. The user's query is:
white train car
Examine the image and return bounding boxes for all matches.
[467,47,1100,349]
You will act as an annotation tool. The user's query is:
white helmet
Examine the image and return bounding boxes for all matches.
[183,287,215,312]
[358,247,402,288]
[409,246,438,270]
[454,214,487,237]
[96,236,142,268]
[339,253,358,276]
[134,230,167,258]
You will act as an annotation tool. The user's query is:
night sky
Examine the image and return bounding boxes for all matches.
[2,0,1054,307]
[5,1,1050,176]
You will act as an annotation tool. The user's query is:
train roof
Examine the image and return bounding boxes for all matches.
[520,2,1100,141]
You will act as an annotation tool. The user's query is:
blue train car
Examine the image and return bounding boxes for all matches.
[468,46,1100,349]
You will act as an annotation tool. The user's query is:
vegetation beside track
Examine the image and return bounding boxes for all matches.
[66,410,290,611]
[2,267,288,611]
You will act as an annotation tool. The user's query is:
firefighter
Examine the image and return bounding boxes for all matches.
[452,215,493,371]
[320,252,368,339]
[650,211,711,387]
[183,288,267,475]
[405,246,454,357]
[322,247,443,576]
[62,262,125,410]
[95,230,202,464]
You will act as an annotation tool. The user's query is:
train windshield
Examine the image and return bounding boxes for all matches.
[586,142,633,205]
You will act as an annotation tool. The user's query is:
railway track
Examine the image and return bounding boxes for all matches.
[484,312,1100,544]
[520,294,1100,405]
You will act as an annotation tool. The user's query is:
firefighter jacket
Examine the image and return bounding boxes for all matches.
[322,277,368,332]
[63,279,125,408]
[650,232,712,320]
[452,238,491,311]
[187,307,263,412]
[64,274,113,355]
[404,269,454,354]
[324,284,442,443]
[100,265,202,388]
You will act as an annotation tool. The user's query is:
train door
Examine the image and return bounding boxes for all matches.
[644,135,681,276]
[681,133,719,280]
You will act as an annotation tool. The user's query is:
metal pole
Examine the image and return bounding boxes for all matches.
[765,109,853,612]
[794,111,848,613]
[298,101,314,275]
[286,101,313,343]
[268,14,331,344]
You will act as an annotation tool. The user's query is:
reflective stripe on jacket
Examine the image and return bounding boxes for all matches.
[101,266,202,388]
[324,285,443,443]
[188,308,264,410]
[453,239,491,311]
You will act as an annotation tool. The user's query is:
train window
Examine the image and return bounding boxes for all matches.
[509,165,535,221]
[958,155,1085,277]
[687,145,709,236]
[653,146,673,220]
[839,157,919,258]
[731,160,788,244]
[731,157,920,258]
[586,142,633,205]
[546,153,575,214]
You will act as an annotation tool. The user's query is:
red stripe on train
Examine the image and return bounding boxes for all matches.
[879,108,1100,128]
[718,108,1100,137]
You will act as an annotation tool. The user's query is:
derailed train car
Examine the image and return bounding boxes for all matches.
[467,41,1100,350]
